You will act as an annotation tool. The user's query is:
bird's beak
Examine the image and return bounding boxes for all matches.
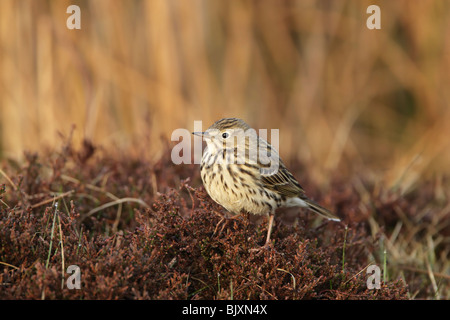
[192,131,211,139]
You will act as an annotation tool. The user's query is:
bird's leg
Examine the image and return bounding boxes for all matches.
[249,213,275,252]
[212,210,227,236]
[263,213,275,247]
[228,211,246,222]
[213,211,246,237]
[212,210,227,220]
[226,211,250,233]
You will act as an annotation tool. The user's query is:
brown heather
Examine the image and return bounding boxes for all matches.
[1,0,449,300]
[1,139,448,300]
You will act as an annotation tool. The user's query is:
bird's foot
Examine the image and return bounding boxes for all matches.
[213,217,227,237]
[249,241,274,253]
[212,211,246,237]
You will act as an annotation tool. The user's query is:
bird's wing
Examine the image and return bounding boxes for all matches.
[256,137,340,221]
[260,161,306,198]
[254,137,305,198]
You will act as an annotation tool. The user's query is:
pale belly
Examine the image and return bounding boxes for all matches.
[201,163,278,216]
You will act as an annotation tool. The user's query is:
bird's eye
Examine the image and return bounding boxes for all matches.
[222,132,230,139]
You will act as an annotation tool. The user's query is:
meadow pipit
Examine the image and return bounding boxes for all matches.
[193,118,340,248]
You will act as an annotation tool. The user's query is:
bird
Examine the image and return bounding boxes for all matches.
[192,118,340,249]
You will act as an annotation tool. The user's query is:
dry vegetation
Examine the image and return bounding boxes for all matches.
[0,137,449,299]
[0,0,450,299]
[0,139,410,299]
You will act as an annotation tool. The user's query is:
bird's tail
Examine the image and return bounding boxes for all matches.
[304,198,340,222]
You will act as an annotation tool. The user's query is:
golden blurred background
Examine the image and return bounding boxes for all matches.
[1,0,449,190]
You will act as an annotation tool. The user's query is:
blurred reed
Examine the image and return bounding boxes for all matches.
[1,0,449,191]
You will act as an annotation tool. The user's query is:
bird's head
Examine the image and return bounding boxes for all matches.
[192,118,253,153]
